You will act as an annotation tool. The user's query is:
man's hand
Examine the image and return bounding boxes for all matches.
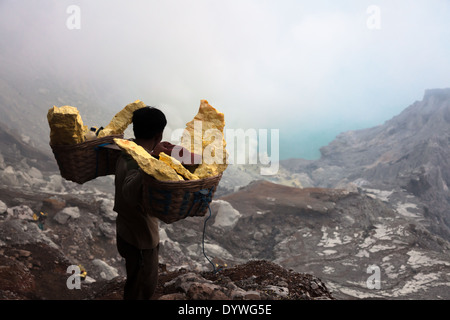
[151,141,201,165]
[151,141,175,157]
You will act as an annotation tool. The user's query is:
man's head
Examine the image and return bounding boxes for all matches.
[132,106,167,142]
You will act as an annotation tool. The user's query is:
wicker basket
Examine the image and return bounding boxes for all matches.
[142,173,223,224]
[50,135,123,184]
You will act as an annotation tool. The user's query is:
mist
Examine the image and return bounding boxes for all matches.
[1,0,449,159]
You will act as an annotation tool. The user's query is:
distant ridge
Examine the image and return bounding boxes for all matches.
[282,88,450,240]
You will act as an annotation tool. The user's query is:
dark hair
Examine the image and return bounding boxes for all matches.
[132,106,167,140]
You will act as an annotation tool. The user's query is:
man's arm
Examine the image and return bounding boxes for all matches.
[152,141,202,165]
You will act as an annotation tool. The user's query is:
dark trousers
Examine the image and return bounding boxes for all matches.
[116,235,159,300]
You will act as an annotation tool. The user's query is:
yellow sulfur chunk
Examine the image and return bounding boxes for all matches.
[180,100,228,179]
[98,100,146,137]
[114,138,183,181]
[47,105,87,145]
[159,152,199,180]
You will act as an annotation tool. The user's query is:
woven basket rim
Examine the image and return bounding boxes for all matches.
[142,172,223,186]
[50,134,123,150]
[142,172,222,224]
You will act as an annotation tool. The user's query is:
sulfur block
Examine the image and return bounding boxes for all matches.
[98,100,146,137]
[159,152,199,180]
[114,138,183,181]
[180,100,228,179]
[47,105,87,145]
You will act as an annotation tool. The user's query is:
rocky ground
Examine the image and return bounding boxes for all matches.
[90,260,333,300]
[0,238,333,300]
[164,180,450,299]
[0,182,333,300]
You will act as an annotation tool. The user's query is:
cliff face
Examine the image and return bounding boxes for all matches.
[283,88,450,241]
[321,88,450,181]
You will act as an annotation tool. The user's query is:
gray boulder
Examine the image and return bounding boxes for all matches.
[0,200,7,214]
[53,207,80,224]
[91,259,119,280]
[6,205,34,221]
[98,198,117,221]
[1,166,18,186]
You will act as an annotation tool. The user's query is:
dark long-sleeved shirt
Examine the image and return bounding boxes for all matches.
[113,152,159,249]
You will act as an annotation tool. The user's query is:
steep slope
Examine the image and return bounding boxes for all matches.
[159,180,450,299]
[320,88,450,185]
[282,88,450,240]
[0,122,56,171]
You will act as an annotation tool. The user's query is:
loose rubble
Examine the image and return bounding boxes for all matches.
[155,260,333,300]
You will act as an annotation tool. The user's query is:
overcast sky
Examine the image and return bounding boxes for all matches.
[1,0,449,159]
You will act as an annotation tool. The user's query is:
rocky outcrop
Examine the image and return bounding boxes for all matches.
[155,260,332,300]
[282,89,450,241]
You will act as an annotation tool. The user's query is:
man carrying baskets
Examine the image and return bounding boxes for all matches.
[48,99,225,299]
[113,106,171,300]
